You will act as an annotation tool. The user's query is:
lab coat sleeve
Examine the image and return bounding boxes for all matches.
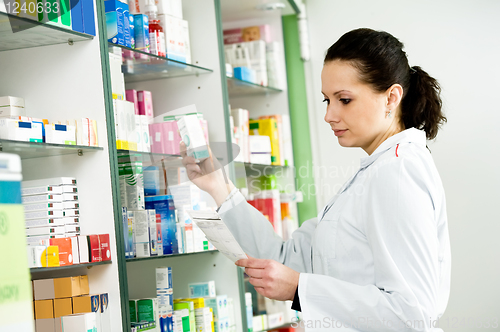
[218,190,316,273]
[298,155,442,331]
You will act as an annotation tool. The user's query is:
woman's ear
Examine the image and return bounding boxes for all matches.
[386,84,403,111]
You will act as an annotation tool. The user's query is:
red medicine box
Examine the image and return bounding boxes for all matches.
[88,234,111,262]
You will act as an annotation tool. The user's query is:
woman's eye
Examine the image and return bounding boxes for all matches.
[323,98,330,105]
[340,98,351,105]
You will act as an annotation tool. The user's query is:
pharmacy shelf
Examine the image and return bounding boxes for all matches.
[117,149,183,166]
[227,77,282,97]
[30,260,112,275]
[0,139,103,159]
[0,11,93,52]
[108,43,213,83]
[235,161,290,171]
[126,250,218,263]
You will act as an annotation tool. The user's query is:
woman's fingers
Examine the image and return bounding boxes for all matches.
[185,163,202,176]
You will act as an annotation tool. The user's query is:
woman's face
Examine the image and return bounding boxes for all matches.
[321,60,400,154]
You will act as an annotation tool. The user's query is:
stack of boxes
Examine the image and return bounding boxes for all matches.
[11,0,96,36]
[32,275,110,332]
[23,176,111,267]
[0,96,99,147]
[229,110,293,167]
[131,273,237,332]
[223,24,286,90]
[130,267,173,332]
[106,0,192,64]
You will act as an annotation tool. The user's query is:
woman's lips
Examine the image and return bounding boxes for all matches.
[333,129,347,137]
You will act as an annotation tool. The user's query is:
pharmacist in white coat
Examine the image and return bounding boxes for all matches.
[181,28,451,332]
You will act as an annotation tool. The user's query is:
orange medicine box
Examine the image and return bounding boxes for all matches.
[34,299,54,319]
[49,237,73,266]
[54,298,73,318]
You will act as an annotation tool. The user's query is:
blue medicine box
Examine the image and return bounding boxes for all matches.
[234,66,252,82]
[105,0,129,46]
[145,195,177,255]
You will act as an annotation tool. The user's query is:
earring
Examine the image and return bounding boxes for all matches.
[386,110,392,118]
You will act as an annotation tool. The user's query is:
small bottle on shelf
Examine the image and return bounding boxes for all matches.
[145,4,166,58]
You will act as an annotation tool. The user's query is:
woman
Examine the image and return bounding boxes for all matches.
[181,28,451,331]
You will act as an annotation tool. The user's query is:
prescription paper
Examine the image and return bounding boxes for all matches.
[186,210,247,263]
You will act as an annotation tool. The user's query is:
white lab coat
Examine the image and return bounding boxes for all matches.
[218,128,451,332]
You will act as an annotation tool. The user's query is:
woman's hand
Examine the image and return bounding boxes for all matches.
[180,141,235,206]
[236,256,300,301]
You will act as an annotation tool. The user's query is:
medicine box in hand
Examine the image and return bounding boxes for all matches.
[177,114,209,160]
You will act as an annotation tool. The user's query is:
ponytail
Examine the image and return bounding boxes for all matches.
[401,66,446,140]
[324,28,447,140]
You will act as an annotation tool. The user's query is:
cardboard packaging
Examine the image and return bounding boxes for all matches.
[59,312,98,332]
[54,298,73,318]
[145,196,176,255]
[189,280,216,298]
[139,115,151,152]
[105,0,130,46]
[72,295,97,314]
[22,194,63,204]
[33,276,81,300]
[132,210,150,257]
[45,124,76,145]
[249,118,281,165]
[78,235,90,263]
[35,318,55,332]
[0,96,25,117]
[177,114,209,160]
[27,245,60,268]
[0,119,43,142]
[223,25,271,44]
[34,299,54,319]
[88,234,111,262]
[137,91,154,123]
[49,237,74,266]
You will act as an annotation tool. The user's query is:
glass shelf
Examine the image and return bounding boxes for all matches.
[30,260,111,274]
[109,43,213,83]
[226,77,282,97]
[0,11,93,52]
[117,149,182,166]
[235,161,289,169]
[0,139,103,159]
[126,250,218,263]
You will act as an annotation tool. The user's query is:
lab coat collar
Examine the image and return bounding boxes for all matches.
[360,128,426,169]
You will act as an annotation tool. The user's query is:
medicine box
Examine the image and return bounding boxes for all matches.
[133,14,150,53]
[143,166,160,196]
[177,114,209,160]
[188,280,216,298]
[45,123,76,145]
[88,234,111,262]
[0,119,43,142]
[105,0,129,46]
[27,245,60,268]
[60,312,98,332]
[139,115,151,152]
[145,195,176,255]
[22,194,63,204]
[23,177,76,187]
[0,96,25,117]
[137,91,154,122]
[132,210,150,257]
[147,209,158,256]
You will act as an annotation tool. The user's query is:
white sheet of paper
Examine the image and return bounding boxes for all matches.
[186,210,247,263]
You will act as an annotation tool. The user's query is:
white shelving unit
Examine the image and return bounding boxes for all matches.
[0,4,127,331]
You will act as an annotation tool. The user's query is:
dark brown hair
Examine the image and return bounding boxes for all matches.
[324,28,446,140]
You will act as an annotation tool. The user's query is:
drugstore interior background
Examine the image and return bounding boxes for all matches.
[303,0,500,326]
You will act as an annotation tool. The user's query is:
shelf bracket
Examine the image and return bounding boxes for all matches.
[68,39,74,46]
[77,149,83,156]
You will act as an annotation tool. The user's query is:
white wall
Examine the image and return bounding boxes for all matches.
[304,0,500,329]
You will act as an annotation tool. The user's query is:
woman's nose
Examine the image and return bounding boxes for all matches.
[324,106,339,124]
